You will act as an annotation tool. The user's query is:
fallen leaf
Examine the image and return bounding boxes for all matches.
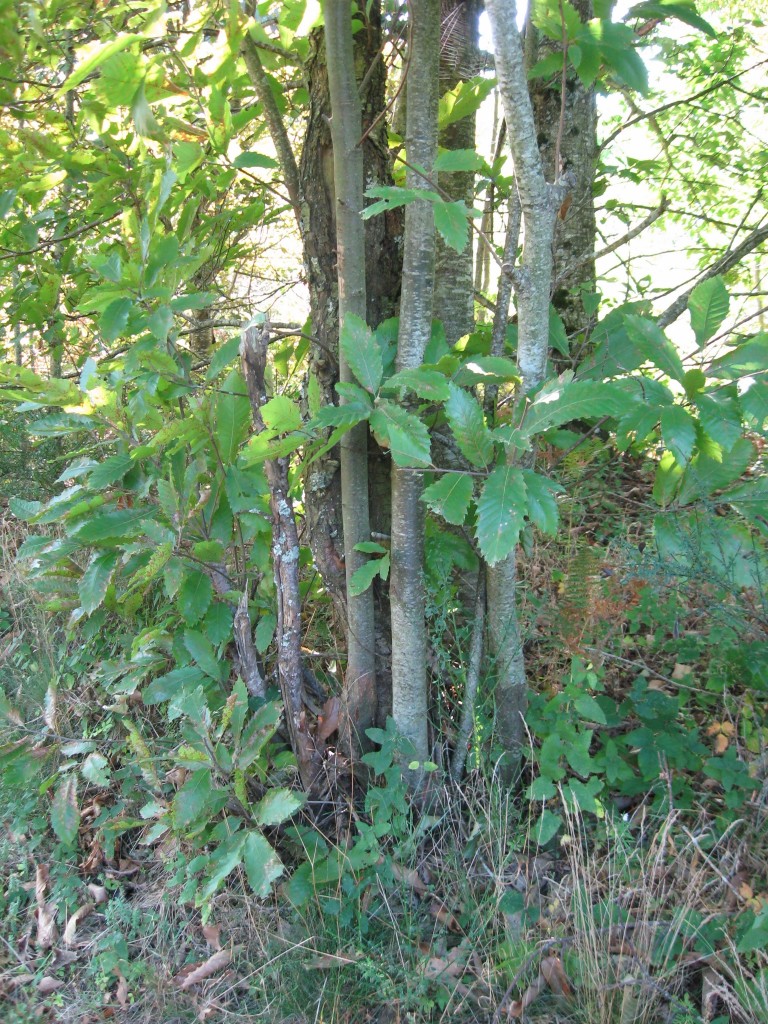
[202,924,222,950]
[35,903,58,949]
[672,663,693,680]
[429,899,462,933]
[540,955,573,999]
[115,973,129,1009]
[316,696,340,744]
[37,976,64,994]
[87,883,108,904]
[1,972,34,993]
[63,902,95,945]
[175,947,233,989]
[390,861,429,896]
[35,863,50,905]
[507,974,546,1018]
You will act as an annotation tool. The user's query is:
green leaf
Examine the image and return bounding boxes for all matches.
[444,383,494,467]
[207,334,242,380]
[99,298,133,343]
[565,777,604,815]
[677,438,755,504]
[533,809,562,846]
[178,571,213,626]
[660,406,697,465]
[433,200,470,253]
[348,554,390,596]
[521,380,622,438]
[573,695,607,725]
[233,152,278,169]
[215,371,251,462]
[89,453,135,490]
[198,833,246,902]
[453,355,521,387]
[708,336,768,380]
[79,551,119,614]
[438,77,496,128]
[369,403,431,467]
[59,33,146,92]
[183,628,222,680]
[362,185,431,220]
[143,667,204,705]
[254,787,305,827]
[689,276,729,346]
[434,148,485,172]
[628,1,717,38]
[340,314,383,394]
[695,394,743,451]
[549,306,569,356]
[624,316,684,382]
[73,507,150,542]
[51,777,80,847]
[172,769,225,830]
[522,471,563,535]
[243,831,285,897]
[421,473,474,526]
[383,367,450,401]
[261,394,302,433]
[81,753,111,787]
[476,466,527,565]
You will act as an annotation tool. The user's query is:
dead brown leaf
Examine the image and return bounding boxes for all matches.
[202,924,222,950]
[115,973,129,1009]
[86,883,108,904]
[306,950,361,969]
[540,955,573,999]
[316,696,340,744]
[507,974,546,1018]
[63,902,95,946]
[429,899,462,933]
[390,861,429,896]
[175,947,233,989]
[672,663,693,680]
[35,863,50,905]
[35,903,58,949]
[37,976,64,995]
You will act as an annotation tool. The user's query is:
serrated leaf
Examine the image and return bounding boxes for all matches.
[73,507,150,542]
[369,403,431,467]
[533,808,562,846]
[444,383,494,467]
[261,394,302,433]
[689,275,729,346]
[214,372,251,462]
[434,200,470,253]
[233,152,278,169]
[243,831,284,897]
[178,571,213,625]
[51,777,80,847]
[172,769,224,830]
[476,466,527,565]
[624,315,684,382]
[677,438,755,504]
[88,453,134,490]
[79,551,119,614]
[198,833,246,902]
[453,355,521,387]
[143,667,203,705]
[660,405,697,465]
[573,695,607,725]
[348,554,390,596]
[695,394,743,451]
[340,314,382,394]
[383,367,450,401]
[99,298,133,343]
[521,380,622,438]
[207,334,242,379]
[254,788,305,827]
[421,472,474,525]
[59,33,146,92]
[522,470,562,535]
[183,628,221,680]
[81,753,111,787]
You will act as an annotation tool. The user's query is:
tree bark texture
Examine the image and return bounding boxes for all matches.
[391,0,441,773]
[433,0,482,346]
[528,1,597,340]
[486,0,569,783]
[240,324,319,791]
[325,0,377,752]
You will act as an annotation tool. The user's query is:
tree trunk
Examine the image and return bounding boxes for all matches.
[528,1,597,342]
[391,0,440,776]
[486,0,571,783]
[433,0,482,345]
[325,0,377,753]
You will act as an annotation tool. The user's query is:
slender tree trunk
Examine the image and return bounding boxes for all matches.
[433,0,482,345]
[486,0,572,783]
[391,0,440,775]
[325,0,377,753]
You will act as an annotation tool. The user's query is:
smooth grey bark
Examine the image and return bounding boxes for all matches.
[325,0,377,753]
[391,0,440,773]
[433,0,482,345]
[450,568,486,781]
[486,0,571,782]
